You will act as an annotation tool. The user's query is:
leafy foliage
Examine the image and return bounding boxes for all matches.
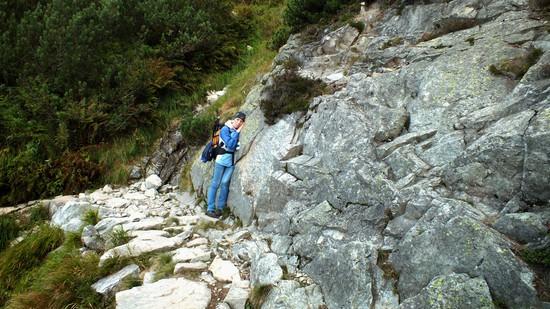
[0,0,252,205]
[180,111,217,146]
[283,0,356,32]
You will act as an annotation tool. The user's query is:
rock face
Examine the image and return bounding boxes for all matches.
[92,264,140,295]
[115,278,211,309]
[191,0,550,307]
[132,125,189,185]
[399,273,494,309]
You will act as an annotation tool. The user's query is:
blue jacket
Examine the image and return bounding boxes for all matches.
[215,122,240,167]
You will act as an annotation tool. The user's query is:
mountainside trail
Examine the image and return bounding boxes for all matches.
[4,0,550,308]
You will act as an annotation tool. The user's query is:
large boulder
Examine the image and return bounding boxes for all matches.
[392,200,540,308]
[115,278,210,309]
[399,273,494,309]
[262,281,325,309]
[51,201,96,232]
[92,264,140,295]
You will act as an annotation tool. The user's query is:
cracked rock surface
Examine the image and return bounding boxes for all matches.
[191,0,550,307]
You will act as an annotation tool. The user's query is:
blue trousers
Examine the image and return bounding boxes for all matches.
[207,163,235,212]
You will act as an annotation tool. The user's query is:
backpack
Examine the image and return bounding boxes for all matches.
[200,117,223,163]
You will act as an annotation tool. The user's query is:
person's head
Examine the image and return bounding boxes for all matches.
[232,111,246,129]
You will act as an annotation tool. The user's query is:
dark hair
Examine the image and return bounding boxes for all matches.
[233,111,246,121]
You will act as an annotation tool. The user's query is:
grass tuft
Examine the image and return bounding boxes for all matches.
[28,204,50,224]
[82,209,100,226]
[107,227,133,249]
[6,248,106,309]
[246,285,272,309]
[0,214,20,253]
[153,253,176,282]
[0,224,64,306]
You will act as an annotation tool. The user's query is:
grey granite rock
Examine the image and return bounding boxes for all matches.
[399,273,494,309]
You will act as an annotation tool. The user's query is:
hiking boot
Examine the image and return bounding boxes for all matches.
[215,209,223,217]
[206,211,220,219]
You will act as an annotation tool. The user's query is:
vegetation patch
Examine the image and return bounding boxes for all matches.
[82,209,100,226]
[522,246,550,266]
[283,0,357,32]
[489,48,543,80]
[107,227,133,249]
[194,220,230,233]
[348,21,365,33]
[270,26,292,50]
[260,69,327,125]
[0,224,64,306]
[0,0,255,206]
[419,18,482,42]
[245,285,273,309]
[0,214,19,252]
[153,253,176,281]
[380,37,404,50]
[3,240,130,309]
[377,249,399,294]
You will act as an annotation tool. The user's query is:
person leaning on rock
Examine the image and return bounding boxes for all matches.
[206,111,246,218]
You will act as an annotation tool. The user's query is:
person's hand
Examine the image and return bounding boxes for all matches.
[237,121,245,132]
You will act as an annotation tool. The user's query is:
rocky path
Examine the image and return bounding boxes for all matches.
[45,174,323,309]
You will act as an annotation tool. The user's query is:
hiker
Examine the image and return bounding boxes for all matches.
[206,111,246,218]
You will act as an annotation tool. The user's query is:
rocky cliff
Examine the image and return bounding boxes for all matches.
[192,0,550,307]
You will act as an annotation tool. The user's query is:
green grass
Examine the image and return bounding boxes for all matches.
[522,247,550,266]
[83,209,100,226]
[107,227,132,249]
[84,2,284,188]
[0,224,64,306]
[0,214,20,253]
[152,253,176,282]
[28,204,50,224]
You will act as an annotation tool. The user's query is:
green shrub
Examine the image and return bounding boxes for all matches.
[0,0,253,205]
[0,224,64,305]
[270,26,291,50]
[180,111,216,146]
[522,246,550,266]
[284,0,355,32]
[0,214,19,252]
[348,21,365,33]
[260,70,327,125]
